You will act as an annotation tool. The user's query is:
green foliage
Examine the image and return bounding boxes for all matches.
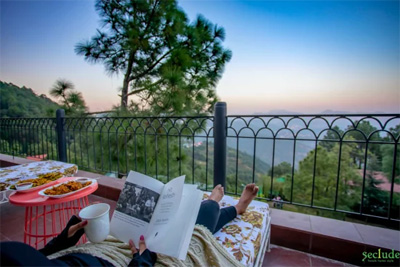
[343,121,383,169]
[0,81,60,118]
[76,0,231,113]
[50,79,88,115]
[359,173,388,217]
[260,144,362,212]
[269,161,292,177]
[320,126,343,151]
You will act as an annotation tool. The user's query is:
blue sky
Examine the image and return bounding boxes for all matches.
[1,0,399,114]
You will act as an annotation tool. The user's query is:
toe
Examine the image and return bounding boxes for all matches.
[254,186,259,194]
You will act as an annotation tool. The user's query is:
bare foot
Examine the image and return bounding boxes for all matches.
[235,184,259,214]
[209,184,224,203]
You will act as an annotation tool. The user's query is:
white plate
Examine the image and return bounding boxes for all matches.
[8,179,60,193]
[38,178,96,198]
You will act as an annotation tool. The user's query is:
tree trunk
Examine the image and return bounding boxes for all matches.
[121,74,129,108]
[121,50,136,108]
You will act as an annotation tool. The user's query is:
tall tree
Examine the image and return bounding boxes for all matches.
[50,79,88,115]
[49,79,74,108]
[344,121,381,169]
[75,0,231,114]
[321,126,343,151]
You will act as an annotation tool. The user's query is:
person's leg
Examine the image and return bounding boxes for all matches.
[214,184,260,233]
[234,184,259,214]
[196,184,259,234]
[0,242,59,266]
[214,206,237,233]
[195,185,224,233]
[195,199,221,233]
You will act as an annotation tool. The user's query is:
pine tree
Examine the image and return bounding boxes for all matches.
[75,0,231,114]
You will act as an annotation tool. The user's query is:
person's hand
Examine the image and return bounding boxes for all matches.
[67,217,87,238]
[39,215,87,256]
[129,235,147,255]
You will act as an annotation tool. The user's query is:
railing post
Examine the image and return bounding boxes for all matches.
[214,102,227,188]
[56,109,67,162]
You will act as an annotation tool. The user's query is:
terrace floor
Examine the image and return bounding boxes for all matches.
[0,193,354,267]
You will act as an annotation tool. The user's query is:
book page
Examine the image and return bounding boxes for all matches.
[146,184,202,260]
[110,171,165,244]
[145,176,185,248]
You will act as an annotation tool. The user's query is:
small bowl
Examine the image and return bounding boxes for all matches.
[75,178,90,184]
[16,182,33,190]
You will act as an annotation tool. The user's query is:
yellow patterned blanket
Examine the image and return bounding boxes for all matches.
[203,193,271,267]
[48,225,243,267]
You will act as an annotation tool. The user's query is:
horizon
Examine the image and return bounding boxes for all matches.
[1,0,399,115]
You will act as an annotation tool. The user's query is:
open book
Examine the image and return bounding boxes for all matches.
[110,171,203,260]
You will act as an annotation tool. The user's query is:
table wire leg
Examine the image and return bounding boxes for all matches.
[35,206,39,249]
[59,203,63,232]
[81,197,88,244]
[67,200,72,218]
[42,205,47,246]
[49,205,56,242]
[28,206,33,247]
[61,202,66,230]
[83,197,89,243]
[51,204,56,240]
[72,199,76,215]
[65,201,69,222]
[24,208,28,244]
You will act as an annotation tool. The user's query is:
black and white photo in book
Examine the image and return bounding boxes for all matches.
[116,181,160,223]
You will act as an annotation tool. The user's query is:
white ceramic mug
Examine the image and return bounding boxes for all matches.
[79,203,110,243]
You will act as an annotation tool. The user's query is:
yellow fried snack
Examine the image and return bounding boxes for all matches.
[0,183,9,191]
[11,172,64,190]
[38,172,63,181]
[44,181,92,195]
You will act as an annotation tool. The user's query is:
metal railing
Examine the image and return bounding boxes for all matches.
[1,103,399,222]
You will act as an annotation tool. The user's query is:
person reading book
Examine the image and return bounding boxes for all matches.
[0,183,259,266]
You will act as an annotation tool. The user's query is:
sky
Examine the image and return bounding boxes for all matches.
[0,0,399,114]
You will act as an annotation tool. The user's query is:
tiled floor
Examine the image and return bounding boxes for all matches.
[264,245,355,267]
[0,193,352,266]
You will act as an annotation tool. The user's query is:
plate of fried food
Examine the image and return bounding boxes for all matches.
[38,177,96,198]
[7,172,64,193]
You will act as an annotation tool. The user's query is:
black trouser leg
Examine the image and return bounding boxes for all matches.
[195,200,237,234]
[0,242,59,266]
[215,206,237,232]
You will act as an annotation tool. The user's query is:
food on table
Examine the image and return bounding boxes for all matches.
[37,172,63,181]
[0,183,9,191]
[63,166,78,176]
[8,172,64,190]
[76,178,90,184]
[44,181,92,195]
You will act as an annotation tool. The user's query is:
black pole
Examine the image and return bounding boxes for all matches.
[213,102,227,189]
[56,109,67,162]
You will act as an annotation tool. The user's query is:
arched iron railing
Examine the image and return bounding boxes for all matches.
[0,108,399,222]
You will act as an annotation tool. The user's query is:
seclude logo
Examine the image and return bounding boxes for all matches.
[362,249,400,263]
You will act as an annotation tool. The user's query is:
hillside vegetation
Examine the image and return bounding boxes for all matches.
[0,81,61,118]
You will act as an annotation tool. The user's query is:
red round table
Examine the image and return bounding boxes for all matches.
[9,177,98,249]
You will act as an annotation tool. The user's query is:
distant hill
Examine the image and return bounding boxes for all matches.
[0,81,61,118]
[253,109,301,115]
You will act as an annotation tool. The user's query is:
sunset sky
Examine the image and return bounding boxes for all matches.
[1,0,399,114]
